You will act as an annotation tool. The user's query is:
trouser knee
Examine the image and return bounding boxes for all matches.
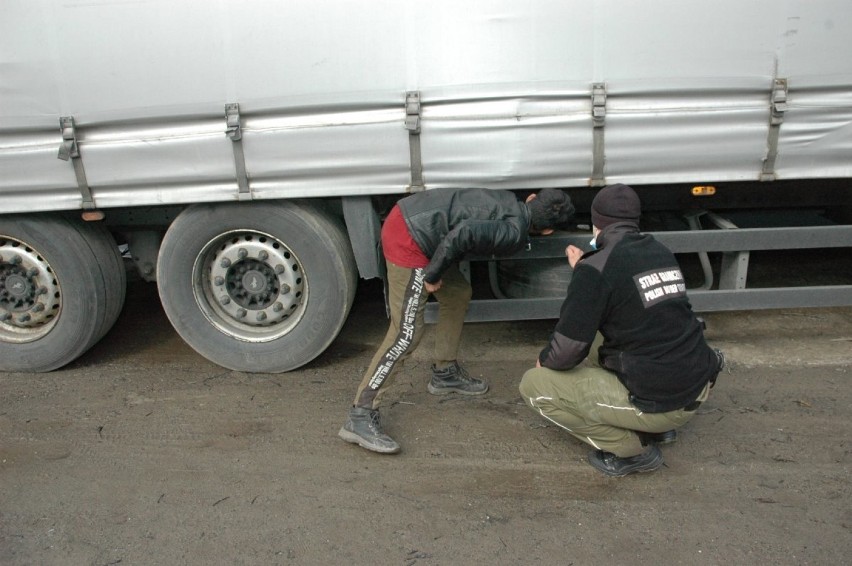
[519,367,547,404]
[436,286,471,311]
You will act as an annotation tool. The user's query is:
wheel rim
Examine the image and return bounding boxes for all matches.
[193,229,307,342]
[0,235,62,343]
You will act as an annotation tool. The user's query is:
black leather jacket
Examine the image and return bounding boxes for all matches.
[397,188,531,283]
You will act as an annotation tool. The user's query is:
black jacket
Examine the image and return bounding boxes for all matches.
[398,188,531,283]
[538,222,719,412]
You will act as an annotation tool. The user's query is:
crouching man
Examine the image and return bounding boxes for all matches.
[520,183,724,477]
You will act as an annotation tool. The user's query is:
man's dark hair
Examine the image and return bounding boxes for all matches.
[528,188,575,230]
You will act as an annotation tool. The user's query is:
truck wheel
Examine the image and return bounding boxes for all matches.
[0,216,126,372]
[156,201,358,373]
[495,258,573,298]
[84,222,127,342]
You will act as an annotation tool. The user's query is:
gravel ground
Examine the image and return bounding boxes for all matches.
[1,280,850,565]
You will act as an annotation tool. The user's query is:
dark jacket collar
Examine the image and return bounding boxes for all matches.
[597,221,640,249]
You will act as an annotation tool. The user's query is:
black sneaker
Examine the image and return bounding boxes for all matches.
[710,348,727,387]
[428,361,489,396]
[588,444,664,477]
[338,407,400,454]
[638,429,678,446]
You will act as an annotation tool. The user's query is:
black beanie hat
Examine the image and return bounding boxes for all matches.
[591,184,641,229]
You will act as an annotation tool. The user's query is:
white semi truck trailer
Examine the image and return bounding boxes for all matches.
[2,0,851,373]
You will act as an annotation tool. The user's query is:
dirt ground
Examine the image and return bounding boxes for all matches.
[1,279,850,565]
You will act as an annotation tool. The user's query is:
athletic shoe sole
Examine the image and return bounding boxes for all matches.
[427,383,489,396]
[338,427,401,454]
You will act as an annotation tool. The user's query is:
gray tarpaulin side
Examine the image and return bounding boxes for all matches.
[1,0,851,213]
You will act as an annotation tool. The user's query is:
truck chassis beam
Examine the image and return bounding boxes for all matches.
[426,223,852,321]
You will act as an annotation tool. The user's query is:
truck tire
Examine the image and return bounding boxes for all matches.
[0,215,126,372]
[156,201,358,373]
[84,222,127,342]
[495,258,573,299]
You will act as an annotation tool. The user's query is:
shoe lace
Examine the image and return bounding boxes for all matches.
[599,451,618,465]
[453,362,471,380]
[368,410,384,432]
[450,361,482,384]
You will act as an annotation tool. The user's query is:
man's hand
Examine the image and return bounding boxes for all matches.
[566,245,584,269]
[425,280,442,294]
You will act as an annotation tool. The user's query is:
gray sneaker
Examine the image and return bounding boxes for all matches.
[338,407,400,454]
[428,361,489,396]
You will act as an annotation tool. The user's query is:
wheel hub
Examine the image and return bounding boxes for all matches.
[3,272,31,304]
[206,233,305,330]
[232,261,275,309]
[0,238,61,333]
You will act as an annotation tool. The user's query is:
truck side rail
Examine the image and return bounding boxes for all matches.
[426,223,852,321]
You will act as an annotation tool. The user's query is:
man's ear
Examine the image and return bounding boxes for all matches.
[525,193,537,203]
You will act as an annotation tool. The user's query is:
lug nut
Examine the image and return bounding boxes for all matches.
[274,264,285,274]
[258,250,269,261]
[256,312,267,322]
[37,287,48,295]
[273,302,284,312]
[27,268,39,277]
[0,313,10,322]
[280,284,291,295]
[219,296,231,305]
[10,255,22,265]
[31,303,45,313]
[236,308,247,318]
[18,314,31,323]
[220,258,231,268]
[237,248,248,259]
[214,276,225,286]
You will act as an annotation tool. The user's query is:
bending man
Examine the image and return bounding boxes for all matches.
[340,187,575,454]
